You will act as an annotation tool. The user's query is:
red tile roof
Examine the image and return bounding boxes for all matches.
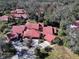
[11,25,25,34]
[25,22,44,30]
[0,15,9,21]
[23,29,40,38]
[25,22,39,30]
[10,22,57,42]
[44,34,56,42]
[43,26,53,35]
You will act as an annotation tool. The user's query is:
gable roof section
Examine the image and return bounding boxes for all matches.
[10,9,27,18]
[25,22,39,30]
[11,25,25,34]
[43,26,53,35]
[23,29,40,38]
[44,34,56,42]
[25,22,44,30]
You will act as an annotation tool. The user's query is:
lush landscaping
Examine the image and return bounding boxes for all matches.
[0,0,79,59]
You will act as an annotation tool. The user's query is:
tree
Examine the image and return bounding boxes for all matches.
[66,27,79,55]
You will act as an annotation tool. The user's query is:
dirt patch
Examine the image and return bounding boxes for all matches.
[46,45,79,59]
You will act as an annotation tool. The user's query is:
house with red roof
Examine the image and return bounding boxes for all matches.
[15,9,26,14]
[10,9,28,19]
[9,22,58,43]
[10,9,26,14]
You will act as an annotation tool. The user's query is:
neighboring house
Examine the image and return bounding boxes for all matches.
[15,9,26,14]
[0,9,28,21]
[11,9,26,14]
[0,15,9,21]
[69,21,79,29]
[10,9,28,19]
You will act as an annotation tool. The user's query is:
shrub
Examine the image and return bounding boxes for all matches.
[52,37,63,46]
[58,29,66,36]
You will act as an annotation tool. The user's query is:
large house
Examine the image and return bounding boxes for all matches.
[10,9,28,19]
[7,22,58,43]
[0,9,28,21]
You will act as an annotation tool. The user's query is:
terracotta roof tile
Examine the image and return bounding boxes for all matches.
[25,22,39,30]
[43,26,53,35]
[44,34,56,42]
[23,29,40,38]
[11,25,25,34]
